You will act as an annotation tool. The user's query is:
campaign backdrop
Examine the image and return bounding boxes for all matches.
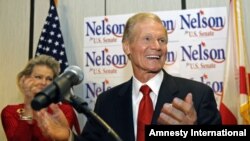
[83,7,227,110]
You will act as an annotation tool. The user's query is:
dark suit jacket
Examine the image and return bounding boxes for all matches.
[75,70,221,141]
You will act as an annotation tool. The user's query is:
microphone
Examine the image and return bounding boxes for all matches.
[31,65,84,111]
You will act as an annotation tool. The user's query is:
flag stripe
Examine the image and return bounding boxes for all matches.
[220,103,237,124]
[239,66,247,94]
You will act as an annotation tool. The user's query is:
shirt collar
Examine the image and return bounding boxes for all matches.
[132,70,164,96]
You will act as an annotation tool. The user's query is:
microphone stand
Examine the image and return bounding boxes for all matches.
[69,94,123,141]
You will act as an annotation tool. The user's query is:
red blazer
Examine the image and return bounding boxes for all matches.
[1,102,80,141]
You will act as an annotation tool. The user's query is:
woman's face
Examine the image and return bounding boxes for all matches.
[29,65,54,94]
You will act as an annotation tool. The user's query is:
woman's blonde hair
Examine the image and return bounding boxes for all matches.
[17,55,60,87]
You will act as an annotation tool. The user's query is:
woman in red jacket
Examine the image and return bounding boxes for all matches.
[1,55,80,141]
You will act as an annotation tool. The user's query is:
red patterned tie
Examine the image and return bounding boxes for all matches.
[137,85,153,141]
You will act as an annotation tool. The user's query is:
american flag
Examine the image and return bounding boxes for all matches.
[35,0,68,72]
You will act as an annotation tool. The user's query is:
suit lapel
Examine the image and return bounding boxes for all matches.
[152,71,179,124]
[115,78,135,141]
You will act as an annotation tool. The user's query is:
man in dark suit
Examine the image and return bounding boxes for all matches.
[35,12,221,141]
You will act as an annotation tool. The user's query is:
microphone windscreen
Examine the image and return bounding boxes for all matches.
[64,65,84,85]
